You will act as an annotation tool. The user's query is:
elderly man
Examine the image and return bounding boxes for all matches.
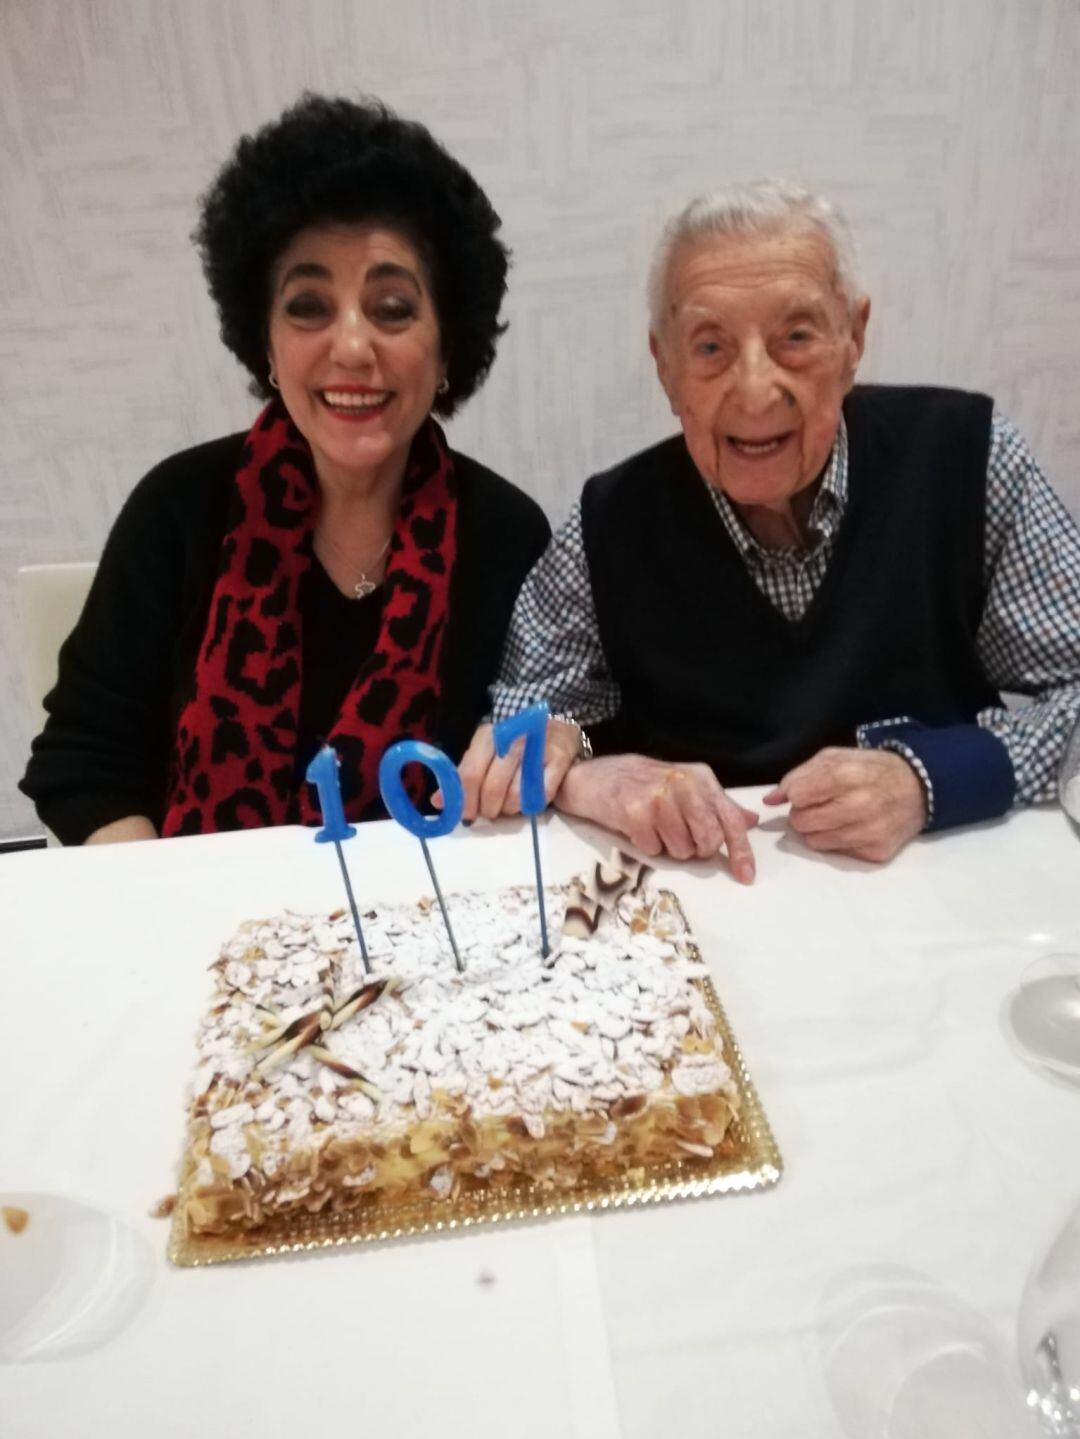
[456,182,1080,879]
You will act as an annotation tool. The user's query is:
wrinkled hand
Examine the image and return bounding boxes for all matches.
[556,754,758,883]
[441,720,584,821]
[763,747,927,863]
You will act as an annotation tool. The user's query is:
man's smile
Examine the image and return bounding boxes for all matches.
[725,430,795,458]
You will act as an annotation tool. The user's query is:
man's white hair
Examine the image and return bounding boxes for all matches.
[647,180,863,329]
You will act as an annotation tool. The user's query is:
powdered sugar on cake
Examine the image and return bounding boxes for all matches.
[196,887,725,1178]
[179,857,740,1233]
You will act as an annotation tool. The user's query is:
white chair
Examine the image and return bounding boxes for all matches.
[17,562,97,739]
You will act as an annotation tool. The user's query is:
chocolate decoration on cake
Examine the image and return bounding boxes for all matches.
[562,849,653,940]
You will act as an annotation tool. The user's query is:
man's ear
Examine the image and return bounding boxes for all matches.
[846,296,871,382]
[650,329,677,414]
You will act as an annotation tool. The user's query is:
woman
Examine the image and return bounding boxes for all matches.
[20,94,549,843]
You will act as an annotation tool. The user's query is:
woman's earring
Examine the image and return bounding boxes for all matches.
[436,377,449,396]
[268,363,280,391]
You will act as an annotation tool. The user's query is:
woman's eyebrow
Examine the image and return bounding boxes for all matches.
[277,261,331,293]
[276,260,424,295]
[366,262,421,291]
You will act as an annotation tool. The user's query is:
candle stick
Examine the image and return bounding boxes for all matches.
[493,702,551,958]
[378,740,465,972]
[305,745,371,975]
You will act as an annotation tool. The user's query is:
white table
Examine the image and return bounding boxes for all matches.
[2,796,1078,1437]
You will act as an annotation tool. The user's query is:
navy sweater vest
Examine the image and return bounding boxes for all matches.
[580,384,1002,786]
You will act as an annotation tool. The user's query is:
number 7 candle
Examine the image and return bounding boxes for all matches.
[493,702,551,958]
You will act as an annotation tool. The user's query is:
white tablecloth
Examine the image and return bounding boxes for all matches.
[2,796,1078,1437]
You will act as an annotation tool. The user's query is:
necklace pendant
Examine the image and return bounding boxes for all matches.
[354,577,376,599]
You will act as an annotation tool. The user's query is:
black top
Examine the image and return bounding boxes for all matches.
[580,384,1002,783]
[21,432,550,843]
[297,559,385,766]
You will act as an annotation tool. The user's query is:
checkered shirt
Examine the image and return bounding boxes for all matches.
[491,414,1080,807]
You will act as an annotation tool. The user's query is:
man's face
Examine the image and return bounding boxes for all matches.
[651,229,869,515]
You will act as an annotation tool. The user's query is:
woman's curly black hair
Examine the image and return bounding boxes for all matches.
[194,93,509,417]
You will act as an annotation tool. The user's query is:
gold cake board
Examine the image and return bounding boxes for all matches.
[168,913,782,1267]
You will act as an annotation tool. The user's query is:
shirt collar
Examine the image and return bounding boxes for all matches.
[703,415,849,560]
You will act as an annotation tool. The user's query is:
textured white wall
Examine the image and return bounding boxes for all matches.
[3,0,1079,838]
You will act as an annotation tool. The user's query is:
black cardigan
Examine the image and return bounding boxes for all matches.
[20,432,550,844]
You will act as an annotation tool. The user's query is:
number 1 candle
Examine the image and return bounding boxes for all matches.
[305,745,371,974]
[493,702,551,958]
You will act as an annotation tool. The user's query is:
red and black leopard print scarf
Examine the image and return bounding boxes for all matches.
[161,401,457,836]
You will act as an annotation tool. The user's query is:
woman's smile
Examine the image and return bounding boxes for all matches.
[318,384,394,419]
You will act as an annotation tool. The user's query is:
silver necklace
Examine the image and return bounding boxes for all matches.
[316,530,392,600]
[352,536,391,599]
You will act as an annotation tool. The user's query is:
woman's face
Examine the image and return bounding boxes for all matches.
[267,224,444,491]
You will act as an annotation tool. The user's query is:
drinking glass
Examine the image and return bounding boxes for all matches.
[1019,1198,1080,1436]
[1016,725,1080,1434]
[1004,952,1080,1086]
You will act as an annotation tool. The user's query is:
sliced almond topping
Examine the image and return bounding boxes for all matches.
[676,1140,714,1160]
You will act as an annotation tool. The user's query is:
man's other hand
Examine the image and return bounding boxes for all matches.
[557,754,758,883]
[763,747,926,863]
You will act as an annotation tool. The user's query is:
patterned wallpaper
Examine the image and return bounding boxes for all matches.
[3,0,1079,838]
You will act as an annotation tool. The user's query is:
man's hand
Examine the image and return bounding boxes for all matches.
[446,720,584,822]
[763,747,926,863]
[556,754,758,883]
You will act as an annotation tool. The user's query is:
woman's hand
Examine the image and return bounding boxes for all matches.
[445,720,585,821]
[85,816,158,845]
[556,754,759,883]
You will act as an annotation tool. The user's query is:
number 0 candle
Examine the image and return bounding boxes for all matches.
[378,740,465,971]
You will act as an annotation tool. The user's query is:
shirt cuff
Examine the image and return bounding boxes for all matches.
[857,718,1016,832]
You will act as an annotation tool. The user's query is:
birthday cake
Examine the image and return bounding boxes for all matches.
[177,852,740,1240]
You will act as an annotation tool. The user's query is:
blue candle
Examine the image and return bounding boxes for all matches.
[493,702,551,958]
[306,744,357,844]
[378,740,464,838]
[305,744,370,974]
[378,740,465,971]
[493,702,549,815]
